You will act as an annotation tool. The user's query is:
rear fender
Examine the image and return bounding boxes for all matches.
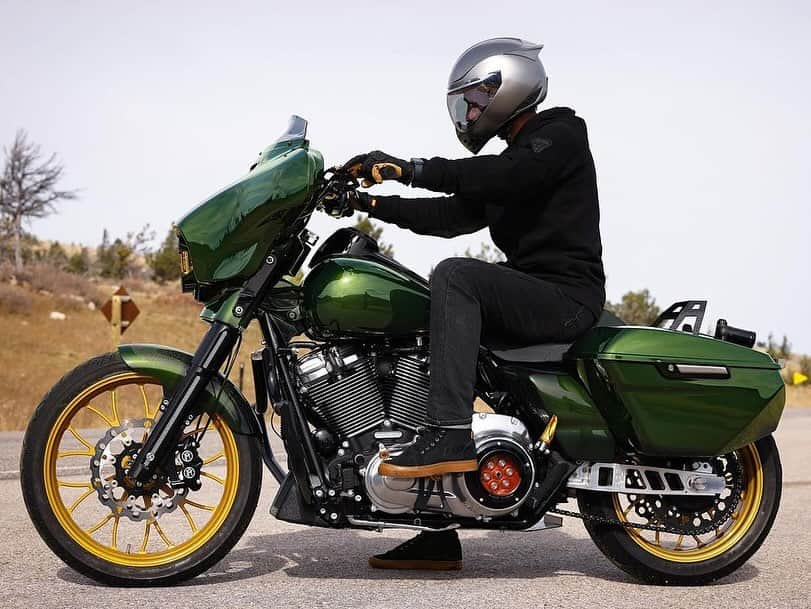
[118,343,260,436]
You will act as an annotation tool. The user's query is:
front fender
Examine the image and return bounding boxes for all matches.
[118,343,259,436]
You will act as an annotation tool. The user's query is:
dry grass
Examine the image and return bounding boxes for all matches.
[0,281,263,430]
[786,385,811,408]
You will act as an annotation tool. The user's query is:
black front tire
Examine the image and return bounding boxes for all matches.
[20,353,263,586]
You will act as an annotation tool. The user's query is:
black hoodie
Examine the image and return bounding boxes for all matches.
[369,107,605,316]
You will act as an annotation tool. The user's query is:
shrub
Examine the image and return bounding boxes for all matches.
[24,263,103,304]
[606,289,661,326]
[0,283,33,315]
[66,247,90,274]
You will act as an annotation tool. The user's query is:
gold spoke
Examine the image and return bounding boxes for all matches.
[57,449,94,458]
[692,535,705,548]
[153,521,174,547]
[68,487,95,513]
[622,502,634,516]
[180,503,198,533]
[654,530,661,546]
[84,405,116,428]
[68,426,94,452]
[86,514,114,535]
[139,522,151,553]
[675,534,684,550]
[138,384,154,418]
[203,450,225,465]
[184,498,216,511]
[58,479,93,489]
[201,470,225,485]
[110,390,121,426]
[715,527,722,538]
[111,516,120,549]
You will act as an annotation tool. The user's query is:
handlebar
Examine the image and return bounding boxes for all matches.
[314,166,359,218]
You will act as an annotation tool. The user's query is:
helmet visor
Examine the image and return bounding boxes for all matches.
[447,72,502,133]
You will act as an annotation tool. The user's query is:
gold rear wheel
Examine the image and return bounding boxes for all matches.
[612,444,763,563]
[21,354,262,585]
[577,437,781,585]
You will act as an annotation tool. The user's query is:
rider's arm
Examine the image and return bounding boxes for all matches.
[368,195,486,238]
[413,122,581,201]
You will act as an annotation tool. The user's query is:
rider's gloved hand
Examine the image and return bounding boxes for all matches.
[348,191,377,212]
[344,151,413,187]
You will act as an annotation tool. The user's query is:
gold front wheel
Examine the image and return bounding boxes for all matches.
[21,353,262,585]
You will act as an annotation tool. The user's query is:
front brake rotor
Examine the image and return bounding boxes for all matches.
[90,419,197,522]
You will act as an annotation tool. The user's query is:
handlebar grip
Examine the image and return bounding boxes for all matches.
[715,319,756,348]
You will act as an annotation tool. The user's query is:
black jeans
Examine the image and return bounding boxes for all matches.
[427,258,597,427]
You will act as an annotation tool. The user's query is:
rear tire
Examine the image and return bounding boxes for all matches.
[20,353,263,586]
[577,436,781,585]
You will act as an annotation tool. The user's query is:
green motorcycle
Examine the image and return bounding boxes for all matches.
[21,116,784,586]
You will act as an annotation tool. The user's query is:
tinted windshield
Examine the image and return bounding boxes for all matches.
[274,115,308,144]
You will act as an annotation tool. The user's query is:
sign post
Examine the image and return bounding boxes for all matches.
[100,286,140,348]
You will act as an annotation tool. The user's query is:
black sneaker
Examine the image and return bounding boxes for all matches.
[378,426,478,478]
[369,529,463,570]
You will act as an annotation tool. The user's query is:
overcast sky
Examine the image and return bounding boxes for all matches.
[1,1,809,351]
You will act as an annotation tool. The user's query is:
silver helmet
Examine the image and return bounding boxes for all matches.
[446,37,548,153]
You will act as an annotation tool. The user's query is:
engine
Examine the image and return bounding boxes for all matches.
[296,344,429,439]
[295,344,536,519]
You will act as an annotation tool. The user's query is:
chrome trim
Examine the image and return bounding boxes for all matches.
[347,517,460,533]
[675,364,729,377]
[373,430,404,440]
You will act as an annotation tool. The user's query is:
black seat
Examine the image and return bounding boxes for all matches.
[489,309,625,363]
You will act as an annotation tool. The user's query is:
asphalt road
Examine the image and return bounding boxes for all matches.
[1,411,810,609]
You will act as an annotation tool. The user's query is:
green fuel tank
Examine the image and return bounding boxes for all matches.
[302,256,430,340]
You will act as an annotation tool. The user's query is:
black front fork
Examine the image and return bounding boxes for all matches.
[128,321,240,482]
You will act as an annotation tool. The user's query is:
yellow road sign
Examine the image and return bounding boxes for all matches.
[793,371,809,386]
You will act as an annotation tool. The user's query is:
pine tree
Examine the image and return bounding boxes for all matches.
[148,229,181,283]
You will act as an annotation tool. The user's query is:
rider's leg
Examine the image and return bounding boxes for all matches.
[379,258,595,478]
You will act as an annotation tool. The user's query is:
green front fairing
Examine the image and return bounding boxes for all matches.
[177,139,323,286]
[117,343,258,435]
[570,326,785,456]
[302,257,430,339]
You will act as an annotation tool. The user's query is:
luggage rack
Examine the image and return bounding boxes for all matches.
[653,300,706,335]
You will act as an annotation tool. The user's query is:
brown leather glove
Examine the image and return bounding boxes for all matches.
[344,151,413,187]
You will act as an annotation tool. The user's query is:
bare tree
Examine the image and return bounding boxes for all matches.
[0,130,77,272]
